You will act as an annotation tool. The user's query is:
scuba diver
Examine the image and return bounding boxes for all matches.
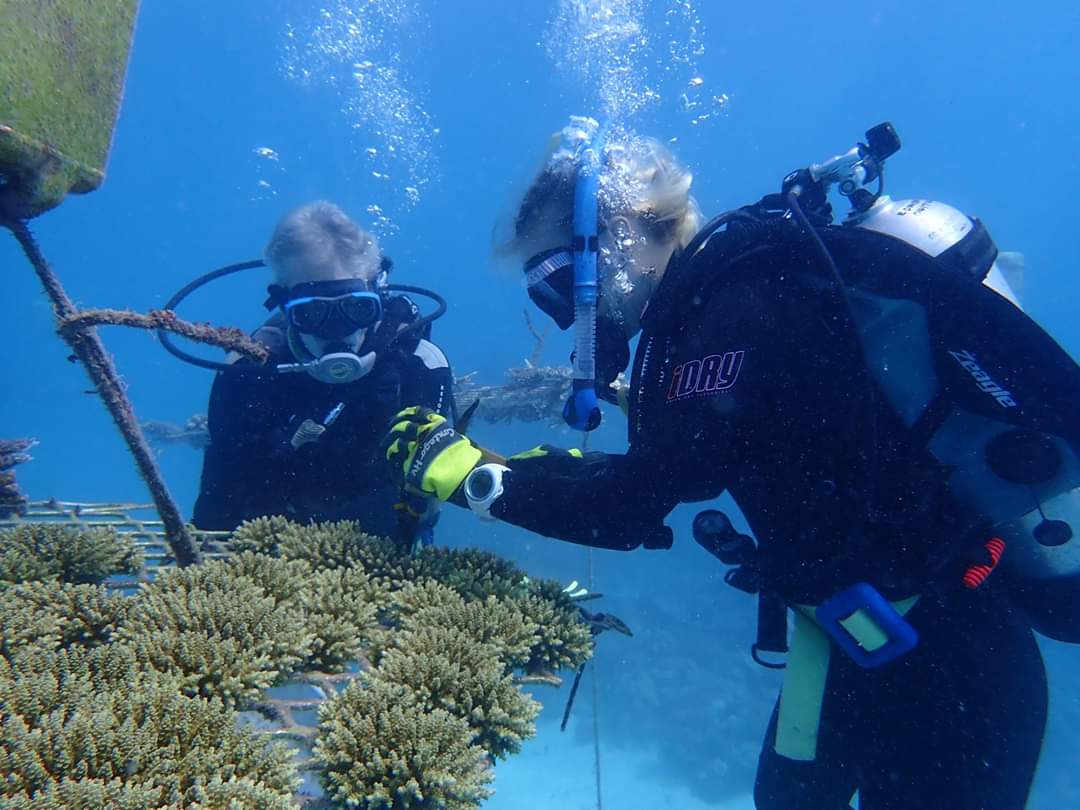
[383,119,1080,808]
[176,201,454,544]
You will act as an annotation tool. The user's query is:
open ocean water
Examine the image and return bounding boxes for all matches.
[2,1,1079,807]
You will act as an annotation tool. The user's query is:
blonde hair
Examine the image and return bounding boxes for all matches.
[507,133,702,261]
[265,201,381,287]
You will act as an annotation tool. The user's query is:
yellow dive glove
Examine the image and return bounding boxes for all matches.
[383,407,483,501]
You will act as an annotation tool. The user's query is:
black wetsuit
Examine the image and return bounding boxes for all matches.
[492,220,1077,808]
[194,305,454,535]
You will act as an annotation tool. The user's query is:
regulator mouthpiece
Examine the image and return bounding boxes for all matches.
[277,351,376,384]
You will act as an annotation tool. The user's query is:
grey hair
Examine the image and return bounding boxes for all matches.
[264,201,381,287]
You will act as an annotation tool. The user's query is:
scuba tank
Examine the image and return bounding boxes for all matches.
[675,123,1080,643]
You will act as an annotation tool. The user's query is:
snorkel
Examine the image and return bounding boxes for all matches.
[563,118,606,432]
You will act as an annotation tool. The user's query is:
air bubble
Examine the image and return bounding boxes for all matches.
[280,0,438,232]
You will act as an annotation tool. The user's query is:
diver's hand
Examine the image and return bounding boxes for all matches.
[383,407,482,501]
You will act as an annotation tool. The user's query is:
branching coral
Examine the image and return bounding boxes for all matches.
[1,777,165,810]
[279,519,379,571]
[229,516,416,581]
[376,623,540,759]
[0,523,143,586]
[0,512,598,807]
[229,519,594,676]
[225,550,391,672]
[513,585,594,675]
[226,550,313,606]
[120,561,312,709]
[315,678,493,810]
[414,547,530,602]
[402,551,593,674]
[393,581,539,671]
[2,580,131,652]
[227,515,303,557]
[302,566,386,672]
[0,583,62,659]
[390,578,465,617]
[0,643,297,808]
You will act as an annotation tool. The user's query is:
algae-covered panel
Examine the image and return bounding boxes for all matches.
[0,0,140,217]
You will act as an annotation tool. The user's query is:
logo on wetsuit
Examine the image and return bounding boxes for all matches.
[947,349,1018,408]
[667,350,745,401]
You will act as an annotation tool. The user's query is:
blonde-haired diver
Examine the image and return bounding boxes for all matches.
[384,120,1080,809]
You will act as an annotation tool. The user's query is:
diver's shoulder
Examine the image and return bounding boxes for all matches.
[410,338,450,371]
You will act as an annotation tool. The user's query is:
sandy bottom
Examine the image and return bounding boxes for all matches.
[486,734,755,810]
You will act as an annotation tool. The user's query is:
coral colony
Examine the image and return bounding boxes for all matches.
[0,518,595,808]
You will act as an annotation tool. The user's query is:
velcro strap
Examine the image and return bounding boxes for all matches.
[407,424,462,487]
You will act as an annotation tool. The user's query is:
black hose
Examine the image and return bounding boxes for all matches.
[786,188,881,511]
[158,260,266,372]
[387,283,448,338]
[158,261,448,374]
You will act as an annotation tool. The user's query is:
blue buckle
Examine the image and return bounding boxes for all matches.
[815,583,918,669]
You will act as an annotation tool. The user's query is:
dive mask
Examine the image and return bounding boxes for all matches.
[524,248,575,330]
[269,280,383,342]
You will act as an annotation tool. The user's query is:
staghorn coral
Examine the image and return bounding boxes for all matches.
[365,580,472,666]
[120,561,312,709]
[287,519,372,569]
[391,578,465,616]
[0,583,62,659]
[0,523,143,586]
[513,586,594,675]
[229,516,417,581]
[344,530,425,585]
[393,580,539,671]
[0,643,297,808]
[226,550,313,606]
[2,580,130,652]
[182,776,301,809]
[1,777,164,810]
[302,565,386,672]
[404,551,594,675]
[414,546,530,602]
[376,623,540,759]
[0,513,599,806]
[315,678,493,810]
[227,515,303,557]
[225,550,391,673]
[230,520,594,675]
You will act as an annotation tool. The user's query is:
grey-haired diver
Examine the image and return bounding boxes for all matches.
[192,201,454,540]
[383,120,1080,808]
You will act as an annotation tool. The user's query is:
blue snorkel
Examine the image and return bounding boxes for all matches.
[563,121,606,432]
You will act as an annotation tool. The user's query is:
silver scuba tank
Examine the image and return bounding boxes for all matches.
[798,122,1080,585]
[848,197,1079,581]
[854,196,1023,307]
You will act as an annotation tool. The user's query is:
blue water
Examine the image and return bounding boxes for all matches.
[3,1,1079,807]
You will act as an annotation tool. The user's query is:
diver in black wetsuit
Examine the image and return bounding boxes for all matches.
[382,121,1080,809]
[192,201,454,539]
